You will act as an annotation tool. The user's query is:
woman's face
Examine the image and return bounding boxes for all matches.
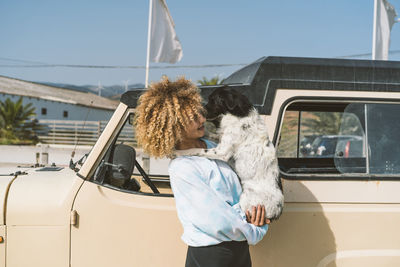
[183,114,206,140]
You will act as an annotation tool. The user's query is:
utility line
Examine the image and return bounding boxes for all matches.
[0,61,247,69]
[0,56,47,65]
[1,50,400,69]
[335,50,400,58]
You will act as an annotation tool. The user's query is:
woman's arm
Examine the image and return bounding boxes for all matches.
[169,158,268,245]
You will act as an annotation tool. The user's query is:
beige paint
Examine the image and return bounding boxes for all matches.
[6,169,83,267]
[79,103,128,178]
[250,202,400,266]
[0,175,16,225]
[284,179,400,203]
[71,181,187,267]
[0,226,5,267]
[67,178,400,267]
[7,225,69,267]
[6,168,83,225]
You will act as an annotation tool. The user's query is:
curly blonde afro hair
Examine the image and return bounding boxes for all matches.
[134,76,204,158]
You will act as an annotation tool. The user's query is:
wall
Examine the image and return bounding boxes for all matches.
[0,93,114,121]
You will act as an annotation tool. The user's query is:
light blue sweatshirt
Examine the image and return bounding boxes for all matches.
[168,139,268,247]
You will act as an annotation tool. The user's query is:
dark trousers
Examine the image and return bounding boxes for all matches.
[185,241,251,267]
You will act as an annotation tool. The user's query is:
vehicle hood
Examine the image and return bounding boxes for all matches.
[0,167,32,225]
[2,166,84,226]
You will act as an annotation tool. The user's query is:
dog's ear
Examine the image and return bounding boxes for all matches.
[235,94,253,116]
[224,92,237,111]
[225,90,253,117]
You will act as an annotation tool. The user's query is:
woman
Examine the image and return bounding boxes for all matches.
[134,76,269,267]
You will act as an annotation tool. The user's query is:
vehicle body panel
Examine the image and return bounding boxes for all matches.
[0,175,15,225]
[5,168,83,267]
[0,226,5,267]
[71,181,186,267]
[251,202,400,267]
[7,168,82,225]
[7,225,70,267]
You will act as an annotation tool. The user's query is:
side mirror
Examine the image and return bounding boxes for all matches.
[109,144,137,189]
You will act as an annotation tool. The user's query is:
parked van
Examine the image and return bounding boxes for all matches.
[1,56,400,267]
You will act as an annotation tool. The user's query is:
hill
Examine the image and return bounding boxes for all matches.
[37,81,145,99]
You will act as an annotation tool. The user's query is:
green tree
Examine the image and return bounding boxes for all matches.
[0,97,40,143]
[197,76,223,86]
[301,112,343,135]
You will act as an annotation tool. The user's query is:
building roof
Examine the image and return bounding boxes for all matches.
[0,75,118,110]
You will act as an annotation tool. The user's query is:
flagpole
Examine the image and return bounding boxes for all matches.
[372,0,378,60]
[145,0,153,88]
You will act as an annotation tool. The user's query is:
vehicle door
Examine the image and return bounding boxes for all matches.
[70,112,186,267]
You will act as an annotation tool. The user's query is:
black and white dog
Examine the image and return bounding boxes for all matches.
[178,87,284,221]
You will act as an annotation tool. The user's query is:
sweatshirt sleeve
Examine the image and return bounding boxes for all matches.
[169,157,268,245]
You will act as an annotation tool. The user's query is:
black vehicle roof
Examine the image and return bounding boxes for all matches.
[121,56,400,115]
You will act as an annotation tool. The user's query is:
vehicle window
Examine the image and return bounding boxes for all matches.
[277,101,400,178]
[334,106,366,174]
[90,113,172,195]
[278,110,344,158]
[365,103,400,174]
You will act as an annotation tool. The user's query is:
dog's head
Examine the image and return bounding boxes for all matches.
[205,87,253,127]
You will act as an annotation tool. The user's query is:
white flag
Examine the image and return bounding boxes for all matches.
[373,0,398,60]
[150,0,183,63]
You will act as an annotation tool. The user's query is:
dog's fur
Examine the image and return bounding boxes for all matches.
[177,87,284,220]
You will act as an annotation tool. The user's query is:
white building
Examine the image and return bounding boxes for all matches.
[0,75,118,121]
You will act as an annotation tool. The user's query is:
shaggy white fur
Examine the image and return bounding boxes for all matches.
[175,108,284,220]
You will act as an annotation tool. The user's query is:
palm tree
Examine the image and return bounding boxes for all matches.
[301,112,343,135]
[197,76,223,86]
[0,97,38,141]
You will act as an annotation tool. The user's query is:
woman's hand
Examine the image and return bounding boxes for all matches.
[245,205,271,226]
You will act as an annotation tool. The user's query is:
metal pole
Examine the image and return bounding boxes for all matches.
[372,0,378,60]
[145,0,153,88]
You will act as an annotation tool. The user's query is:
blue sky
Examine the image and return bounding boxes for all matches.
[1,0,400,87]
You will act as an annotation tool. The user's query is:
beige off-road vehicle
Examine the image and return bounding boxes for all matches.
[2,56,400,267]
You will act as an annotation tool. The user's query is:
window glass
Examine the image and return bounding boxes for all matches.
[91,113,171,195]
[277,110,344,159]
[277,111,298,158]
[300,111,343,158]
[366,104,400,174]
[334,104,366,174]
[277,101,400,177]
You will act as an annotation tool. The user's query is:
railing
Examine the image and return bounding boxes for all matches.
[37,119,135,146]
